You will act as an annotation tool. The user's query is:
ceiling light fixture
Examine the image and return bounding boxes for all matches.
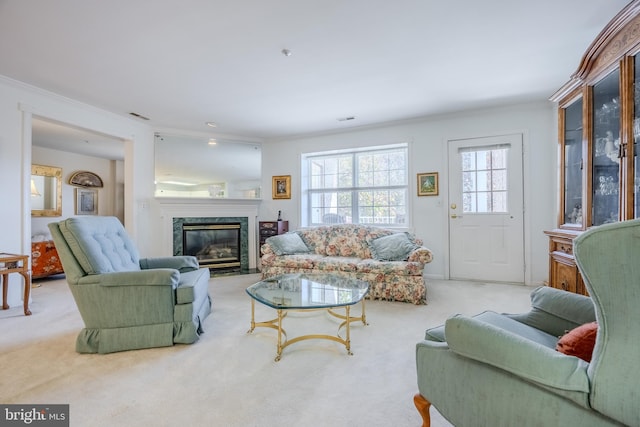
[208,138,217,145]
[206,122,217,128]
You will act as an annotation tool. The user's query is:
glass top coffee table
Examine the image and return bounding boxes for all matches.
[246,273,369,361]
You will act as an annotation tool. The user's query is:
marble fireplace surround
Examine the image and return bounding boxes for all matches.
[157,198,261,271]
[173,217,247,271]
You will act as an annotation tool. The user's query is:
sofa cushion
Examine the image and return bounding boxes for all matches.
[315,256,360,273]
[268,253,324,270]
[426,310,560,349]
[444,315,590,393]
[556,322,598,362]
[368,232,418,261]
[324,225,372,257]
[509,286,596,338]
[529,286,595,326]
[175,268,210,304]
[297,227,330,254]
[266,233,311,255]
[356,259,424,275]
[320,224,395,258]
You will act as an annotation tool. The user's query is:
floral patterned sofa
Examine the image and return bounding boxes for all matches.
[260,224,433,304]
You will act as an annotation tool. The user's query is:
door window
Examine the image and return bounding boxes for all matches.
[460,145,509,213]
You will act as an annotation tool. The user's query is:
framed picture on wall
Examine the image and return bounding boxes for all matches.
[76,188,98,215]
[272,175,291,199]
[417,172,439,196]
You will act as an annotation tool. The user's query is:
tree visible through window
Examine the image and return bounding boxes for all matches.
[302,144,408,226]
[461,146,508,213]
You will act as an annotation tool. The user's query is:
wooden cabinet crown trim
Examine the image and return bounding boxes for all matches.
[551,0,640,102]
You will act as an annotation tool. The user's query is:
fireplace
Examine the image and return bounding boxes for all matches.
[183,223,241,270]
[173,216,250,273]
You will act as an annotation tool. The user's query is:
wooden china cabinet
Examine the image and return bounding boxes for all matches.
[545,1,640,295]
[258,220,289,247]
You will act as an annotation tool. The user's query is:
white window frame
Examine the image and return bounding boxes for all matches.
[301,143,409,227]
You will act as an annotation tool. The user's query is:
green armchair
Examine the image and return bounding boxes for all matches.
[49,216,212,354]
[414,219,640,426]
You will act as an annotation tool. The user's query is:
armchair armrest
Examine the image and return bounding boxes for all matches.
[407,247,433,264]
[508,286,596,337]
[77,269,180,287]
[139,256,199,272]
[445,315,590,392]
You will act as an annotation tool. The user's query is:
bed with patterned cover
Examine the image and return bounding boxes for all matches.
[260,224,433,304]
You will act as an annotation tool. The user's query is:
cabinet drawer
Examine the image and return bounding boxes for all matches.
[550,254,578,293]
[549,237,574,256]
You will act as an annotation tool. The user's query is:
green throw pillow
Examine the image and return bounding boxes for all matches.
[368,232,418,261]
[267,232,311,255]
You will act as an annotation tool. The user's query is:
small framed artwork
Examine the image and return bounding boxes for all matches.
[272,175,291,199]
[417,172,439,196]
[76,188,98,215]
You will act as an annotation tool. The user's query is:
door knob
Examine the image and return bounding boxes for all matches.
[451,214,457,219]
[450,203,457,209]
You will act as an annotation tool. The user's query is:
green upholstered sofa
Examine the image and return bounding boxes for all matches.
[260,224,433,304]
[49,216,212,354]
[414,219,640,426]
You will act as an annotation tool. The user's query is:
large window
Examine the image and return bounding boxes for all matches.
[301,144,408,226]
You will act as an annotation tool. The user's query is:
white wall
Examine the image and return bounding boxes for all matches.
[31,146,124,238]
[0,76,154,307]
[259,102,557,286]
[0,72,559,308]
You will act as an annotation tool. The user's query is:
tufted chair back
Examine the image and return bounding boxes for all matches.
[57,216,140,275]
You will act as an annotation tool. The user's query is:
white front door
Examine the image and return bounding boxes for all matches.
[447,134,524,283]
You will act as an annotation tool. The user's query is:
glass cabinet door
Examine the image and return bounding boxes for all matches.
[563,98,583,226]
[592,70,621,226]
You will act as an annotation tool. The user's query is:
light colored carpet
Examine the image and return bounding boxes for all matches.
[1,274,535,427]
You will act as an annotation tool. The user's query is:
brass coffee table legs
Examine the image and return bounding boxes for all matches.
[247,299,368,362]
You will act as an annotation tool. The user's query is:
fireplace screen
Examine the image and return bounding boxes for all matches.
[182,223,241,270]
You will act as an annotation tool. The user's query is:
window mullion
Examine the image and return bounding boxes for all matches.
[351,152,358,222]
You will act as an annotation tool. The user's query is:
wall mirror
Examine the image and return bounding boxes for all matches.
[154,133,262,199]
[31,164,62,217]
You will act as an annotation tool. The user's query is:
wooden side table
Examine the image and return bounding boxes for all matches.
[0,253,32,316]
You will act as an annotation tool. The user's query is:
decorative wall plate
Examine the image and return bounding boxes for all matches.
[69,171,103,188]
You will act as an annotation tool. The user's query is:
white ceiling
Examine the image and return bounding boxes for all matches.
[2,1,632,150]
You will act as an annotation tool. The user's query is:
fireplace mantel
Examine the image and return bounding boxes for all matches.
[157,197,261,270]
[156,197,262,206]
